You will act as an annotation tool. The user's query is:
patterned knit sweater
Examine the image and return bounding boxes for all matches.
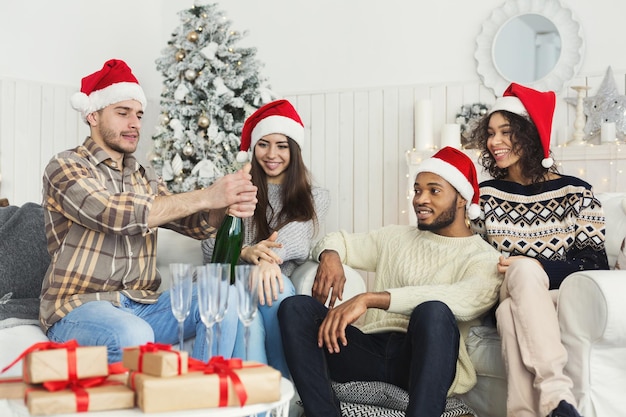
[312,225,503,395]
[471,175,609,289]
[202,184,330,277]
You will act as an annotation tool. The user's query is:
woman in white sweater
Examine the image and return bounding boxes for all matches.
[202,99,329,378]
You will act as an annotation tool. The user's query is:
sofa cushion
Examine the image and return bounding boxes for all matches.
[0,203,49,320]
[595,193,626,269]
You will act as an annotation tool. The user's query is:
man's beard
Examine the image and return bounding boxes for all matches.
[100,126,139,154]
[417,199,457,231]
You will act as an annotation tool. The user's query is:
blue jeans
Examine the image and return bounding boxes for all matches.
[278,295,460,417]
[233,275,296,379]
[47,284,239,363]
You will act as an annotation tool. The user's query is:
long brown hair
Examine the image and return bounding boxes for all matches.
[470,110,559,182]
[249,137,317,242]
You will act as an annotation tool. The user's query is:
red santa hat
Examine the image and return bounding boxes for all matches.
[489,82,556,168]
[70,59,147,122]
[237,99,304,163]
[414,146,481,220]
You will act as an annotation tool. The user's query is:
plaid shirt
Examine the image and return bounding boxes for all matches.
[40,137,215,332]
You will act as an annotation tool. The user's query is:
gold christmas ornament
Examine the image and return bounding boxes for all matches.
[182,143,195,156]
[187,31,199,42]
[184,69,198,81]
[197,115,210,128]
[158,113,170,125]
[175,50,186,61]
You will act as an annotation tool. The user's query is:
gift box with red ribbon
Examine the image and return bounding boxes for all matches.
[0,377,30,399]
[26,383,135,416]
[122,343,188,377]
[19,341,109,384]
[130,356,281,413]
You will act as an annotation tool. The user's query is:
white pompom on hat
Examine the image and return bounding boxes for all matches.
[414,146,481,220]
[236,99,304,163]
[489,82,556,168]
[70,59,147,122]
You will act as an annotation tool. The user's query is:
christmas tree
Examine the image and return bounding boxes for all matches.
[151,1,275,193]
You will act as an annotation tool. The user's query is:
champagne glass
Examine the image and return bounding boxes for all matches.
[235,264,260,360]
[169,263,193,351]
[196,264,220,359]
[213,263,230,355]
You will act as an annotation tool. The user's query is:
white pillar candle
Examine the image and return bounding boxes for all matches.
[414,99,433,150]
[601,122,616,143]
[440,123,461,149]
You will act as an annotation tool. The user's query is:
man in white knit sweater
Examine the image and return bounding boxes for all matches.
[278,147,503,417]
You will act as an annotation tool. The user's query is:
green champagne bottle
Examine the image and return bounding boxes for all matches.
[211,213,243,284]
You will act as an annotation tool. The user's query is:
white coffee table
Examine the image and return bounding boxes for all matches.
[1,377,294,417]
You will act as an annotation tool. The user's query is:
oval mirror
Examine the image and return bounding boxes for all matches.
[475,0,584,95]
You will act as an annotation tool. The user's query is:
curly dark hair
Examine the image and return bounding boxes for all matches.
[469,110,559,182]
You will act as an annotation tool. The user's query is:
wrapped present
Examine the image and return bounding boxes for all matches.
[26,383,135,416]
[23,343,108,384]
[0,377,30,399]
[123,343,188,377]
[130,357,281,413]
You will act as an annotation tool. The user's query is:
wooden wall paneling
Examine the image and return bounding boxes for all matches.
[0,79,13,202]
[337,92,356,233]
[445,84,465,124]
[352,91,370,234]
[397,88,416,226]
[381,88,400,226]
[367,89,384,232]
[320,92,340,239]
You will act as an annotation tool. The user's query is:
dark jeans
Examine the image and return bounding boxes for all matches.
[278,295,459,417]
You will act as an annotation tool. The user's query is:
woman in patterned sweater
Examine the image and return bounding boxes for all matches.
[469,83,609,417]
[202,100,329,378]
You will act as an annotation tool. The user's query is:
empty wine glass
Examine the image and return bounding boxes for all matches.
[196,264,221,359]
[212,263,230,356]
[169,263,193,351]
[235,264,260,360]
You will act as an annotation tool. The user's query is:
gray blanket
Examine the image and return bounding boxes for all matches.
[0,202,49,324]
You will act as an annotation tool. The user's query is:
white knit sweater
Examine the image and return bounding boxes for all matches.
[312,225,503,394]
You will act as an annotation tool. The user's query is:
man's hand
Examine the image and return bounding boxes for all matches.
[317,291,390,353]
[312,250,346,308]
[206,163,257,217]
[241,231,283,265]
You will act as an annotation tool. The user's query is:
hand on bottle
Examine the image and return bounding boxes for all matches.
[241,231,283,265]
[256,259,283,306]
[312,250,345,308]
[206,163,257,212]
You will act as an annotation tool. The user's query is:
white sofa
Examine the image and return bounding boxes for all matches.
[0,225,366,380]
[460,192,626,417]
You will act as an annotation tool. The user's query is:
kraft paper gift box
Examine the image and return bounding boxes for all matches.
[23,345,109,384]
[123,344,188,377]
[0,377,30,399]
[26,384,135,416]
[131,360,281,413]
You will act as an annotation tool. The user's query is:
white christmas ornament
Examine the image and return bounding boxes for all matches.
[192,158,221,179]
[174,84,190,101]
[161,160,174,181]
[169,119,185,140]
[200,42,219,60]
[171,153,184,176]
[213,77,230,96]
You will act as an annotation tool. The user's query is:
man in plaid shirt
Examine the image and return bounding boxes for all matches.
[39,59,257,363]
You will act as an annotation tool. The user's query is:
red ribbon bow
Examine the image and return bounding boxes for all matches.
[1,340,125,413]
[189,356,248,407]
[135,342,183,375]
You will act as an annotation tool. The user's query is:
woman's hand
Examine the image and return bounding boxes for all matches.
[241,231,283,265]
[497,255,542,273]
[256,260,284,306]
